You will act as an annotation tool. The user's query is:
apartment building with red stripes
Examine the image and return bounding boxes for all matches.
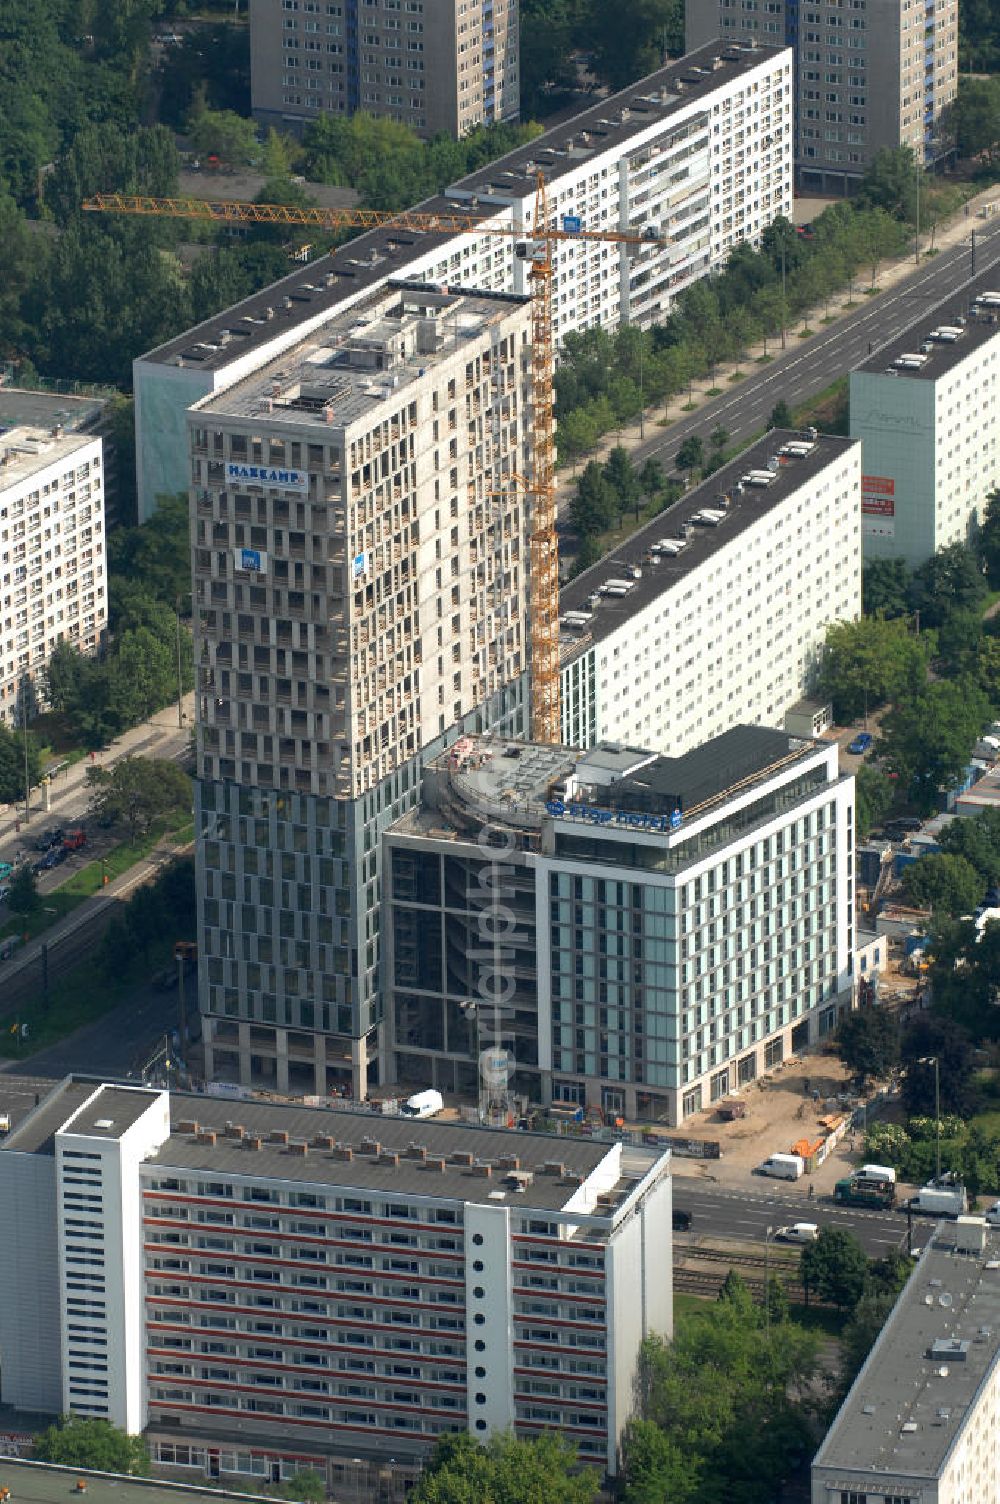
[0,1079,672,1497]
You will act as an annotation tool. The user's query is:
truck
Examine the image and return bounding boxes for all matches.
[400,1089,444,1120]
[907,1183,968,1218]
[856,1162,896,1185]
[755,1152,805,1181]
[62,829,87,852]
[835,1177,895,1209]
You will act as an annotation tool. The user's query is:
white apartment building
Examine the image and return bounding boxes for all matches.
[0,1079,673,1493]
[134,39,792,521]
[385,726,855,1124]
[190,282,532,1097]
[250,0,519,140]
[850,272,1000,566]
[686,0,958,193]
[813,1218,1000,1504]
[0,425,107,728]
[559,431,862,758]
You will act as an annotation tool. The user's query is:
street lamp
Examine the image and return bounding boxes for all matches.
[918,1054,941,1183]
[764,1224,773,1337]
[175,592,193,730]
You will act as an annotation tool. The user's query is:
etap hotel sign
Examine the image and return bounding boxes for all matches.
[225,462,308,493]
[546,799,682,833]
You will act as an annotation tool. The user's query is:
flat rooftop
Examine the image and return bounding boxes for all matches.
[560,431,859,657]
[0,1461,259,1504]
[814,1223,1000,1482]
[855,266,1000,383]
[395,725,823,842]
[193,282,528,430]
[140,40,786,373]
[151,1094,657,1217]
[0,388,110,434]
[1,1081,162,1155]
[0,426,97,491]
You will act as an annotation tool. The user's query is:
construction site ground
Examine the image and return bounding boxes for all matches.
[667,1049,885,1197]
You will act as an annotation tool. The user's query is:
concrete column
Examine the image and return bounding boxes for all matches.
[352,1034,369,1101]
[238,1021,253,1087]
[275,1029,289,1096]
[313,1037,327,1098]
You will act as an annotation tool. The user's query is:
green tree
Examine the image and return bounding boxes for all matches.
[0,721,41,805]
[949,76,1000,165]
[937,808,1000,887]
[857,146,921,222]
[188,108,260,166]
[709,423,729,454]
[856,764,895,840]
[570,461,617,538]
[908,542,988,630]
[268,1473,325,1504]
[33,1416,151,1475]
[107,495,192,618]
[836,1008,900,1086]
[767,399,793,429]
[676,434,704,477]
[8,862,40,917]
[819,616,932,722]
[604,444,640,517]
[621,1419,699,1504]
[87,757,191,844]
[408,1431,598,1504]
[800,1228,869,1310]
[863,558,911,618]
[878,680,990,812]
[978,488,1000,588]
[841,1287,898,1383]
[901,852,983,917]
[584,0,683,92]
[900,1014,975,1118]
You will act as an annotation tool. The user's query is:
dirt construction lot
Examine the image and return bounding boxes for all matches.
[669,1050,875,1197]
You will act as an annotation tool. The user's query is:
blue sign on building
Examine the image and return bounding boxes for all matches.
[561,214,582,234]
[545,799,682,834]
[240,548,262,572]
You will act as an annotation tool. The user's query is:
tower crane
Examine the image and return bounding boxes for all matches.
[84,179,661,743]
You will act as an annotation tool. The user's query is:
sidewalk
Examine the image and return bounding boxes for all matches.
[556,183,1000,508]
[0,693,194,858]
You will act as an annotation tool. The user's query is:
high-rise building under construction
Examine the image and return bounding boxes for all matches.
[189,281,533,1096]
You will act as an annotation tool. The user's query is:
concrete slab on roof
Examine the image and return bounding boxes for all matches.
[855,265,1000,383]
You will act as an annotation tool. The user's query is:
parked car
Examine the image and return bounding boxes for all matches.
[774,1222,819,1244]
[34,828,64,852]
[62,828,87,852]
[847,732,873,756]
[0,861,12,881]
[984,1201,1000,1227]
[672,1208,692,1232]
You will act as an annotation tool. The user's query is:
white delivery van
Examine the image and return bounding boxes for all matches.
[855,1163,897,1186]
[775,1222,819,1244]
[401,1089,444,1120]
[755,1153,805,1181]
[907,1183,968,1218]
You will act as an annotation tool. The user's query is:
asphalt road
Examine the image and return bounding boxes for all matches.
[672,1181,912,1256]
[597,212,1000,483]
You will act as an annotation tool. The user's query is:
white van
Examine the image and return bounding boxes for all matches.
[755,1152,805,1181]
[855,1163,897,1186]
[775,1222,819,1244]
[401,1089,444,1120]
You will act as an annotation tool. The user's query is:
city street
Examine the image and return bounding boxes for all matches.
[555,193,1000,523]
[672,1181,911,1257]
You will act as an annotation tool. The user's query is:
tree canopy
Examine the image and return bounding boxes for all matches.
[87,757,192,844]
[33,1416,151,1475]
[836,1008,900,1086]
[878,680,990,812]
[408,1431,598,1504]
[819,616,932,722]
[901,852,983,917]
[800,1228,870,1311]
[0,721,41,805]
